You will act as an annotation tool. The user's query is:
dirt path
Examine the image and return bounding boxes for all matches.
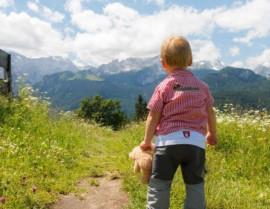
[51,176,129,209]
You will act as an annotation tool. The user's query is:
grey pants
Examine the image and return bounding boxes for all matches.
[147,145,206,209]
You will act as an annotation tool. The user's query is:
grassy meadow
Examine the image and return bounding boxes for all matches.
[1,89,270,209]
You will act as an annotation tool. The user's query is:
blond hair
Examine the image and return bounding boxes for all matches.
[160,36,192,68]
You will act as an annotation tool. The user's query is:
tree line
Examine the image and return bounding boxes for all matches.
[77,94,148,130]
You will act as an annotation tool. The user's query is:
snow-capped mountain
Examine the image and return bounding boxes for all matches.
[8,51,270,88]
[191,59,225,70]
[254,65,270,78]
[90,56,161,75]
[11,52,78,84]
[87,56,225,76]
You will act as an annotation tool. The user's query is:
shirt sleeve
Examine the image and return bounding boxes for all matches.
[205,85,214,106]
[147,86,164,112]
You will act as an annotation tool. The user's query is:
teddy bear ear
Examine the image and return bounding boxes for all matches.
[129,152,134,159]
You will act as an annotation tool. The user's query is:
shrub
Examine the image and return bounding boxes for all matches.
[78,95,127,130]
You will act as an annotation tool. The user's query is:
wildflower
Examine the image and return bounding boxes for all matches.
[0,196,6,204]
[32,185,37,193]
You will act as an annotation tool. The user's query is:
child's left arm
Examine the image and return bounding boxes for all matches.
[140,110,161,151]
[206,105,217,145]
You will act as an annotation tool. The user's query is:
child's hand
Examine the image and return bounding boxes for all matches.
[206,132,217,146]
[140,141,152,151]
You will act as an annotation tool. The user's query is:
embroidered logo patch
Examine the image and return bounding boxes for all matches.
[173,83,199,92]
[183,131,190,138]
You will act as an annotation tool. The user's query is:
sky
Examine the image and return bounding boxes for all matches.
[0,0,270,68]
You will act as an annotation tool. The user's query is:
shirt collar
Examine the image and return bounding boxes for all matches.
[169,69,193,77]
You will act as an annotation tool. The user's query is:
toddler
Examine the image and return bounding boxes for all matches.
[140,36,217,209]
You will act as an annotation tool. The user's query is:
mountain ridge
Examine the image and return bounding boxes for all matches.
[34,66,270,115]
[9,51,270,84]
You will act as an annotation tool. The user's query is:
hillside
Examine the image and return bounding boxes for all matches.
[1,91,270,209]
[10,52,270,113]
[0,90,127,208]
[11,53,78,84]
[34,66,270,115]
[204,67,270,109]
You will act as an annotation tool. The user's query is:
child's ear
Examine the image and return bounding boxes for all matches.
[160,58,167,68]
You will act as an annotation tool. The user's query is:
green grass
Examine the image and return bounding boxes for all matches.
[0,90,118,209]
[118,108,270,209]
[1,90,270,209]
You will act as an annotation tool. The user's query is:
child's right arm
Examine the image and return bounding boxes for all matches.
[140,84,164,150]
[140,110,161,151]
[206,105,217,145]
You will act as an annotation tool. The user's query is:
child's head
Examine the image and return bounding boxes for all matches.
[160,36,192,70]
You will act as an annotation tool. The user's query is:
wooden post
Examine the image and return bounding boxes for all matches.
[7,54,12,96]
[0,49,12,96]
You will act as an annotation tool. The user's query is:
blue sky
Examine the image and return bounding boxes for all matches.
[0,0,270,68]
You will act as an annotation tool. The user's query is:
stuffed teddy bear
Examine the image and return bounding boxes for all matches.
[129,145,155,184]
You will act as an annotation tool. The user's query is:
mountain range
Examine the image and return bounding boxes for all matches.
[34,62,270,115]
[4,52,270,116]
[9,52,270,82]
[11,52,78,84]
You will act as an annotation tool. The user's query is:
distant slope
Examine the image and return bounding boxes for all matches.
[35,69,155,114]
[9,51,270,86]
[204,67,270,109]
[35,66,223,114]
[35,66,270,115]
[204,67,266,91]
[11,52,79,84]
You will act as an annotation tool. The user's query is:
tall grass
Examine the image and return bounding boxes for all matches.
[0,88,117,209]
[117,105,270,209]
[1,89,270,208]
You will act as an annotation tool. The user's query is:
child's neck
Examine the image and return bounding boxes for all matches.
[165,66,187,74]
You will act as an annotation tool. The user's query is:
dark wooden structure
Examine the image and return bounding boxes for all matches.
[0,49,12,96]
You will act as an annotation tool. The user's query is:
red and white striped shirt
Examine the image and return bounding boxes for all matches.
[147,69,214,136]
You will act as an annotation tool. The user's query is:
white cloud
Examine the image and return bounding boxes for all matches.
[4,0,270,67]
[215,0,270,44]
[27,1,39,12]
[191,40,221,62]
[0,0,13,8]
[65,0,84,13]
[229,46,240,56]
[246,49,270,68]
[66,2,220,65]
[69,2,139,33]
[230,61,244,68]
[27,1,64,23]
[71,9,112,32]
[64,0,270,66]
[0,12,69,58]
[41,6,65,23]
[147,0,165,7]
[104,2,139,25]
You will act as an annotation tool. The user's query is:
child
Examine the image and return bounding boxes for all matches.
[140,36,217,209]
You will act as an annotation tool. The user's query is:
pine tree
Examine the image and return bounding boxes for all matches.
[135,94,148,121]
